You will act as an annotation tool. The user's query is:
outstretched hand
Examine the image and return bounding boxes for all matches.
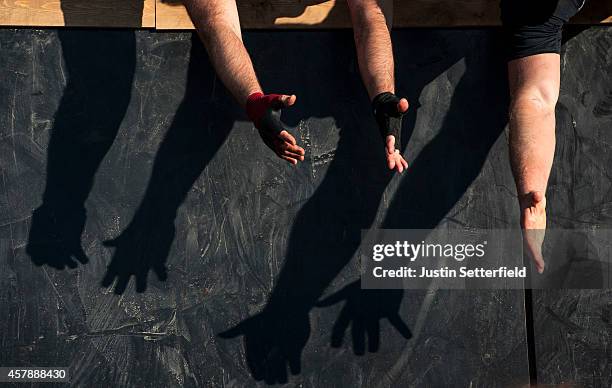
[101,220,173,294]
[316,281,411,355]
[372,92,409,173]
[519,191,547,273]
[219,309,310,385]
[246,92,305,165]
[385,134,408,173]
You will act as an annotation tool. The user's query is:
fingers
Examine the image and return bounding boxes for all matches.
[74,246,89,264]
[385,135,409,173]
[283,151,304,160]
[316,281,358,307]
[386,135,396,154]
[388,155,396,170]
[532,254,545,274]
[280,156,299,165]
[394,153,403,173]
[278,140,304,165]
[113,273,130,295]
[366,319,380,353]
[397,98,409,113]
[101,272,114,288]
[279,136,304,156]
[351,317,366,355]
[135,271,148,293]
[276,131,305,165]
[278,151,304,164]
[386,136,397,171]
[523,230,546,274]
[288,353,302,375]
[273,362,288,385]
[279,130,297,146]
[331,307,351,347]
[386,151,408,173]
[64,257,79,269]
[154,264,168,281]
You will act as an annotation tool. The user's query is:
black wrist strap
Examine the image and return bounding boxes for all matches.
[372,92,406,150]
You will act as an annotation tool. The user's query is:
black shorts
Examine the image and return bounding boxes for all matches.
[501,0,586,61]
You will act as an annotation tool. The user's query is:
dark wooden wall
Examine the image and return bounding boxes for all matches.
[0,26,610,387]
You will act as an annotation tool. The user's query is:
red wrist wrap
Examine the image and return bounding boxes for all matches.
[246,92,283,128]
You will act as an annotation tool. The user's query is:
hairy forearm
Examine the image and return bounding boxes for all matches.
[348,0,395,99]
[183,0,261,106]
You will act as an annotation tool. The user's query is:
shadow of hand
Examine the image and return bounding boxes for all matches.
[219,309,310,384]
[101,220,173,294]
[316,281,411,355]
[26,205,89,269]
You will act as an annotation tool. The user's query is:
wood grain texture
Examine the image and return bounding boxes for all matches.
[155,0,612,30]
[0,0,155,27]
[0,0,609,29]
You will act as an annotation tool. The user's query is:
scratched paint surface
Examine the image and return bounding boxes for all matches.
[530,29,612,387]
[0,27,609,387]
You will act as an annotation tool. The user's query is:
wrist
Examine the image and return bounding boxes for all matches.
[246,91,265,126]
[371,92,405,149]
[371,91,398,107]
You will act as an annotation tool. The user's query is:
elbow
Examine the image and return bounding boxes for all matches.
[510,88,558,120]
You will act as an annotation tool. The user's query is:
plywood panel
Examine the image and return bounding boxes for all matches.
[531,27,612,387]
[1,28,531,387]
[156,0,350,30]
[0,0,155,27]
[155,0,612,30]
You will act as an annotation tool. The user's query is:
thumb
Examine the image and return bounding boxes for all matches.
[271,94,296,109]
[280,94,297,107]
[397,98,409,113]
[316,281,358,307]
[315,294,343,308]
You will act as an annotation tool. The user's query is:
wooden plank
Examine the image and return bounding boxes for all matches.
[155,0,612,30]
[155,0,350,30]
[0,0,155,27]
[0,0,609,29]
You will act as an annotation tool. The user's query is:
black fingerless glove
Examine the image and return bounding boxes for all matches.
[372,92,406,151]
